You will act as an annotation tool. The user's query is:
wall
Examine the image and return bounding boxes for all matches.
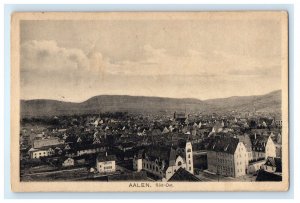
[133,158,143,172]
[216,152,234,177]
[33,138,62,148]
[142,159,164,179]
[97,160,116,173]
[185,142,194,174]
[247,160,265,174]
[165,156,187,181]
[31,150,49,159]
[207,150,217,174]
[266,137,276,158]
[234,142,247,177]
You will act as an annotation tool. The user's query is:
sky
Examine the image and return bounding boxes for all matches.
[20,12,285,102]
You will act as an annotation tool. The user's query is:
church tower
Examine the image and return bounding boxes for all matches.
[185,141,194,174]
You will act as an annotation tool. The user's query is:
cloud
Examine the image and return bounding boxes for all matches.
[20,40,281,102]
[21,40,281,78]
[105,44,280,77]
[21,40,90,72]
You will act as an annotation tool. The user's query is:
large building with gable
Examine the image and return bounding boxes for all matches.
[206,137,248,178]
[133,140,194,181]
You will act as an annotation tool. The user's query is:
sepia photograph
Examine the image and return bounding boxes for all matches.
[10,11,289,192]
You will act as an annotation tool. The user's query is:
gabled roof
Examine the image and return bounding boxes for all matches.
[251,134,269,152]
[238,134,252,152]
[265,157,282,172]
[168,167,200,182]
[96,153,116,162]
[206,137,239,154]
[142,145,183,171]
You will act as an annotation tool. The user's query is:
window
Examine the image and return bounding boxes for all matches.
[188,154,190,158]
[187,149,191,153]
[178,161,182,166]
[189,167,191,170]
[189,160,191,164]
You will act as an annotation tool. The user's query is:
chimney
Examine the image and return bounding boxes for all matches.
[254,133,257,140]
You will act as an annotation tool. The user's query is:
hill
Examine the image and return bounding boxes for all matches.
[20,90,281,117]
[205,90,281,113]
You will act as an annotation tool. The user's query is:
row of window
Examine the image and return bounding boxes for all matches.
[33,151,48,158]
[217,152,232,157]
[235,153,246,158]
[217,158,233,165]
[143,162,160,172]
[217,165,233,173]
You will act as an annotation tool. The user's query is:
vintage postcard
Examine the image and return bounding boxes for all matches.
[11,12,289,192]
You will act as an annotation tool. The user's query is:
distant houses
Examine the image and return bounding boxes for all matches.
[21,108,283,182]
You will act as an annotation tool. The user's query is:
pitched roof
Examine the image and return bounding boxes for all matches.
[238,134,252,152]
[251,134,268,152]
[168,167,200,182]
[207,137,239,154]
[256,170,282,181]
[142,145,182,171]
[265,157,282,172]
[96,153,116,162]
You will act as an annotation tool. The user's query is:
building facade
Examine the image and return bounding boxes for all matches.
[96,153,116,173]
[33,137,64,148]
[133,141,194,181]
[207,137,248,178]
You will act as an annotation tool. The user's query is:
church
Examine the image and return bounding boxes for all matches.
[133,140,194,181]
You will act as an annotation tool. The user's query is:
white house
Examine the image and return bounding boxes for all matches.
[265,136,277,158]
[263,157,282,174]
[62,158,74,167]
[96,153,116,173]
[28,148,49,159]
[252,135,277,160]
[207,137,248,178]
